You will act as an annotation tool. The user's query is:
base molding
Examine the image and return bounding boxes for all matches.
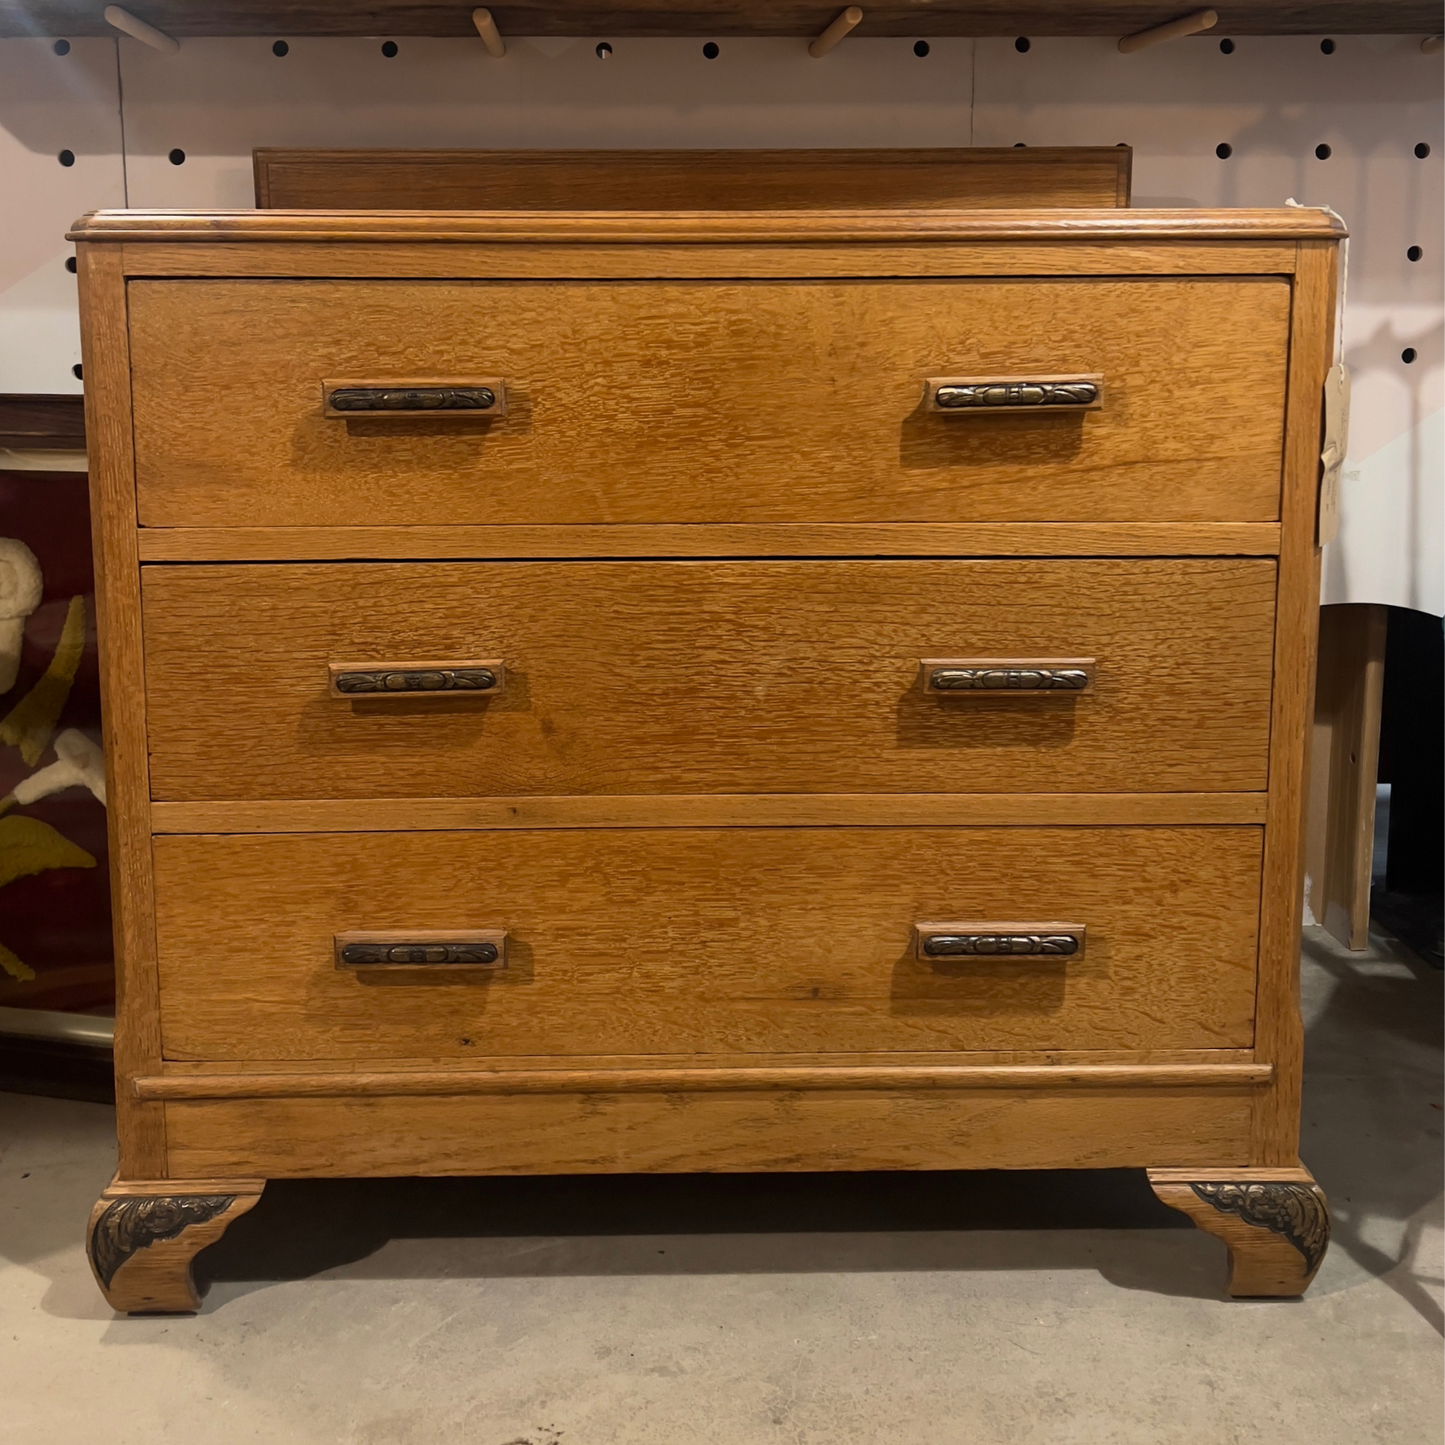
[1147,1166,1330,1297]
[86,1176,265,1314]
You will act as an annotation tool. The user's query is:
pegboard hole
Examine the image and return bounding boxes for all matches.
[1320,38,1336,54]
[57,149,74,167]
[1014,36,1031,52]
[381,40,398,57]
[596,42,612,58]
[1416,143,1431,158]
[1315,143,1332,160]
[1408,245,1424,262]
[272,40,288,56]
[53,39,70,55]
[913,40,930,56]
[1219,38,1234,53]
[1402,348,1418,363]
[169,148,186,165]
[65,256,77,274]
[702,41,719,58]
[72,364,83,380]
[1215,143,1233,159]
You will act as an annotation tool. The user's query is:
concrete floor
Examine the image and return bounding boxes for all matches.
[1,927,1440,1445]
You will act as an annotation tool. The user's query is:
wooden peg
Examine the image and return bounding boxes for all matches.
[809,6,863,58]
[103,4,179,53]
[1423,35,1444,53]
[472,8,506,58]
[1118,8,1217,53]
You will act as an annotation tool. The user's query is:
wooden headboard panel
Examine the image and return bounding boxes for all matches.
[252,147,1132,210]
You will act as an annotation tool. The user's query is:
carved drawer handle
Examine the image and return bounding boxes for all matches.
[915,923,1085,961]
[322,378,507,419]
[328,660,505,699]
[335,931,507,971]
[924,374,1103,414]
[921,658,1095,695]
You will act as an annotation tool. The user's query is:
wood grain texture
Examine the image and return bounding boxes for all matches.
[76,246,167,1177]
[87,1178,263,1313]
[128,276,1289,528]
[150,825,1264,1061]
[1306,603,1387,950]
[140,559,1278,799]
[135,1062,1272,1100]
[147,793,1270,833]
[0,392,86,448]
[1251,241,1337,1166]
[162,1088,1256,1177]
[14,3,1436,38]
[113,239,1304,281]
[1148,1166,1329,1297]
[130,275,1289,527]
[133,521,1284,562]
[254,148,1132,211]
[70,207,1346,244]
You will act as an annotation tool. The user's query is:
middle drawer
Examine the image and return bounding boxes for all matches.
[142,557,1276,800]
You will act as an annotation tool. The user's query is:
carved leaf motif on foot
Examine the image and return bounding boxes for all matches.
[1190,1182,1330,1274]
[90,1196,237,1288]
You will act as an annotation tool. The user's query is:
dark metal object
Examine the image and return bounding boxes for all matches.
[922,933,1080,957]
[89,1196,235,1289]
[1190,1181,1331,1274]
[930,666,1090,692]
[334,667,498,695]
[328,386,497,412]
[339,941,502,966]
[934,380,1099,409]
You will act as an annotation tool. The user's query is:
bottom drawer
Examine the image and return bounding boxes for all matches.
[153,826,1261,1061]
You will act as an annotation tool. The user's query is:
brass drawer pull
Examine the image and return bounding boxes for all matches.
[328,660,504,699]
[335,931,507,971]
[915,923,1085,961]
[921,658,1095,695]
[322,377,507,419]
[924,374,1103,414]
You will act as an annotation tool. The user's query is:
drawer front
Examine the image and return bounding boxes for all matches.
[141,558,1276,800]
[129,276,1289,527]
[153,825,1262,1061]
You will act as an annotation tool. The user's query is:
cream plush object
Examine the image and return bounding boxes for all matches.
[10,728,106,808]
[0,538,42,694]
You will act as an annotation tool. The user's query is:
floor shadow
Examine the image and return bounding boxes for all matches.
[195,1167,1201,1299]
[1300,925,1445,1334]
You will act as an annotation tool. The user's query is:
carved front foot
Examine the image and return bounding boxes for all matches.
[86,1177,265,1314]
[1147,1167,1329,1298]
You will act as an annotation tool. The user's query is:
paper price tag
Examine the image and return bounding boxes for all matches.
[1318,362,1350,546]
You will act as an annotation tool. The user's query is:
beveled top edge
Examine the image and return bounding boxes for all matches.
[67,207,1347,244]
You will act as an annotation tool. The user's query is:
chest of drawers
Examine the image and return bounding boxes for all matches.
[72,205,1342,1312]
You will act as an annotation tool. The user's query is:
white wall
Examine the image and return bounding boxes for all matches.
[1,30,1439,609]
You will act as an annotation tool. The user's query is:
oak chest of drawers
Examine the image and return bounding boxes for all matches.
[73,204,1343,1311]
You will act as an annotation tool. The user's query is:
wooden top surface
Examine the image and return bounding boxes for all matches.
[5,2,1434,37]
[68,206,1348,244]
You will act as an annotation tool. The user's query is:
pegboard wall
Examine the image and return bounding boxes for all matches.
[1,30,1440,610]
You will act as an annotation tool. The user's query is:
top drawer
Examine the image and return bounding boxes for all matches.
[128,276,1290,528]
